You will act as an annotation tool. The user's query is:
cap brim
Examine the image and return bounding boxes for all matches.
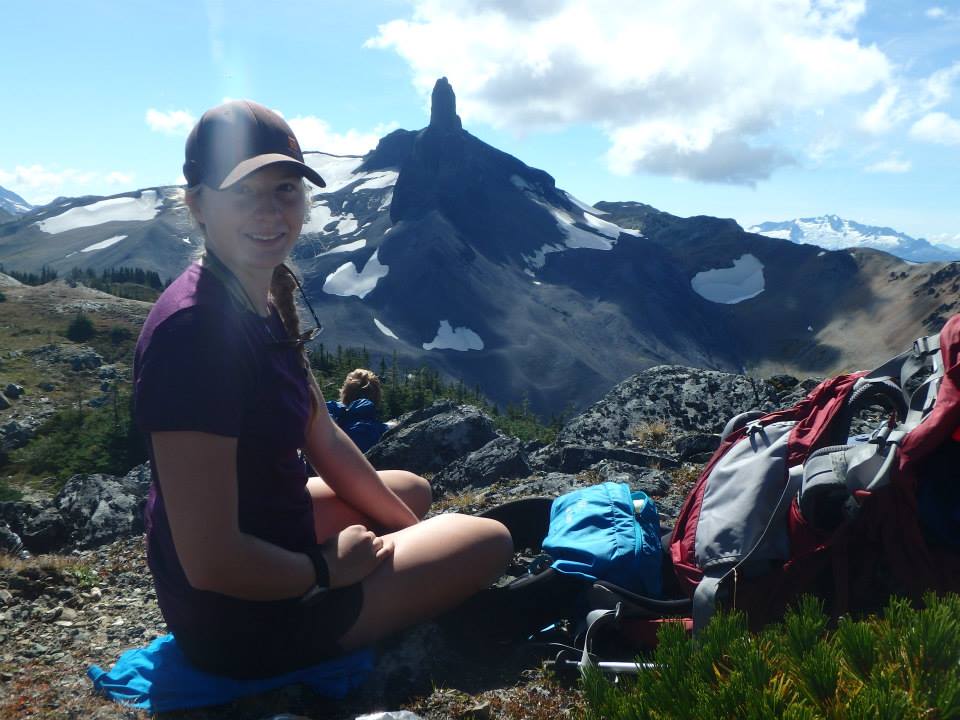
[217,153,327,189]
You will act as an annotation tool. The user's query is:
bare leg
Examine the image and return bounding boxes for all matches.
[307,470,432,542]
[337,513,513,650]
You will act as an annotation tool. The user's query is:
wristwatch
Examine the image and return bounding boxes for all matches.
[298,544,330,606]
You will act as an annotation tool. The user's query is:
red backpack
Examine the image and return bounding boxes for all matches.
[668,314,960,631]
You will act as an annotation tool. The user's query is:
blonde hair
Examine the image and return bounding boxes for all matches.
[340,369,383,406]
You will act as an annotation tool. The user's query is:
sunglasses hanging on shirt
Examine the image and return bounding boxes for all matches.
[201,251,323,350]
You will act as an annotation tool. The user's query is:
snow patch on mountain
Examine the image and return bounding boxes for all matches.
[336,215,359,235]
[36,191,161,234]
[691,254,766,304]
[304,153,399,196]
[580,210,622,240]
[422,320,484,351]
[302,203,359,237]
[302,203,335,235]
[322,250,388,299]
[511,175,641,272]
[374,318,399,340]
[354,171,398,192]
[562,190,607,216]
[320,238,367,256]
[0,186,32,215]
[303,154,364,193]
[81,235,127,253]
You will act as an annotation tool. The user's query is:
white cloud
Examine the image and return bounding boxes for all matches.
[0,165,93,190]
[926,7,946,19]
[145,109,196,135]
[858,86,903,134]
[859,62,960,136]
[368,0,890,185]
[0,165,140,205]
[909,112,960,145]
[288,116,399,154]
[930,232,960,248]
[865,157,911,173]
[105,171,134,185]
[806,132,842,164]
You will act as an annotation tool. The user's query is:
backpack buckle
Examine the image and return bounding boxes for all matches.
[868,419,894,447]
[913,335,940,357]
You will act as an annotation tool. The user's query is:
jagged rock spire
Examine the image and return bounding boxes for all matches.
[429,77,462,132]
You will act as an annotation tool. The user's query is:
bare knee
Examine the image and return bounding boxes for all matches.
[406,473,432,519]
[437,514,513,584]
[380,470,432,519]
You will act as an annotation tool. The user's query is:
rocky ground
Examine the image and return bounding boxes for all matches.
[0,362,825,719]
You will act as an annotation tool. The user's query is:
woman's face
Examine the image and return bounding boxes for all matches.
[189,164,306,275]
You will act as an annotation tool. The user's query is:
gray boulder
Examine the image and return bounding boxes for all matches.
[673,432,721,461]
[1,416,47,452]
[556,365,779,448]
[502,471,590,499]
[0,521,29,559]
[0,392,9,411]
[54,470,150,549]
[432,436,531,493]
[28,343,103,371]
[4,383,24,399]
[0,463,152,554]
[366,401,498,475]
[20,506,67,553]
[531,443,678,474]
[591,460,672,498]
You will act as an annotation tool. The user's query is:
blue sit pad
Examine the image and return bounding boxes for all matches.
[88,634,374,713]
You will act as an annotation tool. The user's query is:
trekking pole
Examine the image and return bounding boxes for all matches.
[548,658,659,675]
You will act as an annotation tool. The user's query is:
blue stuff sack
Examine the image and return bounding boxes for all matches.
[542,482,663,598]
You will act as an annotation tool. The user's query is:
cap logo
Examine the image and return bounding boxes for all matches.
[288,136,300,154]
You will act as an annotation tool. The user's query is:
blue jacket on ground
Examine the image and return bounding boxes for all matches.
[326,399,390,453]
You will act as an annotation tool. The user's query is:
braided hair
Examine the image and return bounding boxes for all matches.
[270,263,322,423]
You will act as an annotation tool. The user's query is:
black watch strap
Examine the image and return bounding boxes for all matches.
[304,544,330,589]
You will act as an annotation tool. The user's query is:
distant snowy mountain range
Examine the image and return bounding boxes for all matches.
[747,215,960,263]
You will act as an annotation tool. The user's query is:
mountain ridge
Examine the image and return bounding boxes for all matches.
[0,79,958,416]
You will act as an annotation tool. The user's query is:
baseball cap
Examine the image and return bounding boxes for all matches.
[183,100,326,189]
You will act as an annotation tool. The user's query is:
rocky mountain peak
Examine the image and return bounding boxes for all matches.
[429,76,462,132]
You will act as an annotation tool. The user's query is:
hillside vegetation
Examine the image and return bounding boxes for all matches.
[0,274,563,500]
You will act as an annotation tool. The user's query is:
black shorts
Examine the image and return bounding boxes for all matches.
[174,582,365,680]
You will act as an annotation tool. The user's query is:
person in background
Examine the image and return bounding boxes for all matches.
[133,99,513,679]
[326,369,393,453]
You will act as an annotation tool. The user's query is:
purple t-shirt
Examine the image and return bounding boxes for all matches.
[134,262,316,633]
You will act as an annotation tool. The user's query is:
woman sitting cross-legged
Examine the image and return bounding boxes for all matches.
[133,99,513,679]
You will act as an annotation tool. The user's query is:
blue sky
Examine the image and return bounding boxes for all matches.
[2,0,958,244]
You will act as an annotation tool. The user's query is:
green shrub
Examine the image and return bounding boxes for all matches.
[109,325,132,344]
[65,313,95,342]
[7,391,146,488]
[582,593,960,720]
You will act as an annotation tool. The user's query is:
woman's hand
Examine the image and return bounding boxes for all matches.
[323,524,394,588]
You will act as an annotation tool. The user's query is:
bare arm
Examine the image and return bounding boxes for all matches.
[152,430,389,599]
[304,401,419,532]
